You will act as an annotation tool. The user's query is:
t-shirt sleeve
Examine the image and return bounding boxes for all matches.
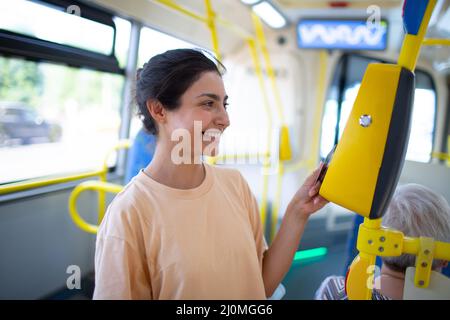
[238,172,268,269]
[93,200,152,300]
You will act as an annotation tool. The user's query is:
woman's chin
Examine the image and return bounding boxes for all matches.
[202,142,220,157]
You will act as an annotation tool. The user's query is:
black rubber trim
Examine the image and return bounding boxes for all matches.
[369,67,415,219]
[0,30,123,74]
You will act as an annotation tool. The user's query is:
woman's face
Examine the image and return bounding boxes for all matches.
[162,71,230,160]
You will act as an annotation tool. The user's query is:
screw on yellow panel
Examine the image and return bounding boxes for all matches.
[279,125,292,161]
[414,237,435,288]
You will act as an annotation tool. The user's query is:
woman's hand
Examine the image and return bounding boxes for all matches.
[286,167,329,222]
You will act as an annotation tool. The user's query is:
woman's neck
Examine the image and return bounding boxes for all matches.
[378,264,405,300]
[144,143,205,190]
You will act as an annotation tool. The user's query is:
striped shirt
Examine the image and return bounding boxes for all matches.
[315,276,391,300]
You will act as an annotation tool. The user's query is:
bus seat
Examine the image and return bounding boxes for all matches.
[125,128,156,183]
[403,267,450,299]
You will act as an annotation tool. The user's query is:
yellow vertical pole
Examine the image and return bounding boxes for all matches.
[97,171,107,224]
[251,12,284,124]
[398,0,437,71]
[247,38,273,235]
[271,161,284,241]
[204,0,221,61]
[309,50,328,169]
[252,12,292,241]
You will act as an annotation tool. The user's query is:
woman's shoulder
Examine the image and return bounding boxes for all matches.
[98,176,154,236]
[207,164,246,185]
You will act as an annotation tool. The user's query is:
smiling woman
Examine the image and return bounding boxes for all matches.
[93,48,327,300]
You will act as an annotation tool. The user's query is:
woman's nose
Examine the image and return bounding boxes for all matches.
[215,106,230,130]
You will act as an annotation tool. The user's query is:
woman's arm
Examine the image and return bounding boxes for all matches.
[262,169,328,297]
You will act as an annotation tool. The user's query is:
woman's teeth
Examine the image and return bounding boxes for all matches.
[202,130,221,140]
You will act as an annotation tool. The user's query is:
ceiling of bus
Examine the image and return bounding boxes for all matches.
[88,0,450,73]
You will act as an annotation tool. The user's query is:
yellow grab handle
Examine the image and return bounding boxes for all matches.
[69,181,123,234]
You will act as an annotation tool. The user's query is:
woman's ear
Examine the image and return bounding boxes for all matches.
[146,100,166,124]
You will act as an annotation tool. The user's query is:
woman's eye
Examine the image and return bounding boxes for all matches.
[203,101,214,107]
[224,103,229,110]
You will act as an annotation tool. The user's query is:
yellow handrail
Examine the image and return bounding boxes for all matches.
[68,139,131,232]
[0,170,105,195]
[431,152,450,161]
[423,38,450,46]
[68,180,123,234]
[0,140,131,196]
[154,0,208,23]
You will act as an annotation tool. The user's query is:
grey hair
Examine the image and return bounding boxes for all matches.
[382,183,450,272]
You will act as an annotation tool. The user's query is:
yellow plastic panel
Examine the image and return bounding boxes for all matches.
[320,64,401,217]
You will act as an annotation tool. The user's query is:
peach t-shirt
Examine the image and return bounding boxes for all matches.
[93,164,268,300]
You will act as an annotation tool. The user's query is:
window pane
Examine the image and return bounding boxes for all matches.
[114,17,131,69]
[138,27,197,67]
[319,100,338,158]
[0,56,124,184]
[0,0,115,55]
[406,88,436,162]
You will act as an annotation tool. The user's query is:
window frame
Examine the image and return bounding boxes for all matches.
[0,0,123,74]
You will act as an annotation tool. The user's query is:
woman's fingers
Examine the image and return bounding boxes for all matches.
[308,181,321,197]
[313,195,329,207]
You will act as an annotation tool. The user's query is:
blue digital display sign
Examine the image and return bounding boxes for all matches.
[297,19,388,50]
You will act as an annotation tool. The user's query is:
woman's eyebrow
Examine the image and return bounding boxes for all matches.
[196,93,228,101]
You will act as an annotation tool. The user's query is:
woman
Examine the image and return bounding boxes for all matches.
[93,49,328,299]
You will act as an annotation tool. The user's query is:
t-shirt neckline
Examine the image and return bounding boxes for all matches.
[137,163,214,199]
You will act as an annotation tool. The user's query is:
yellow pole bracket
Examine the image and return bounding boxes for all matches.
[414,237,435,288]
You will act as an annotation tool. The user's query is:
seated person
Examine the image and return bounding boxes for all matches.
[124,128,156,183]
[315,183,450,300]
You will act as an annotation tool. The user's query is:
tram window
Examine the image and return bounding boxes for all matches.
[0,0,115,56]
[137,27,197,67]
[114,17,132,69]
[0,56,124,184]
[319,54,437,163]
